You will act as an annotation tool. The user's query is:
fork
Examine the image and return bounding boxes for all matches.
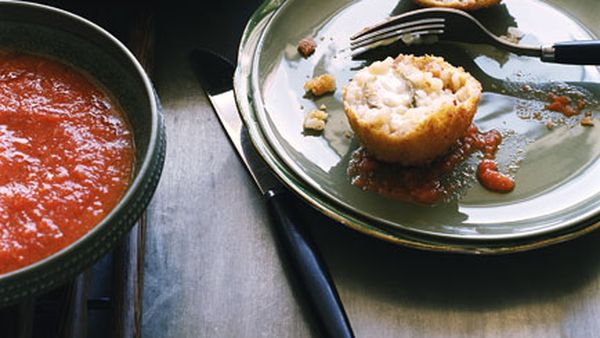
[350,8,600,65]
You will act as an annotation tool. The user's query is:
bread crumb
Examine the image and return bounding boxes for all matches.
[319,104,327,110]
[581,116,594,126]
[304,74,336,96]
[500,26,524,44]
[297,38,316,58]
[546,120,554,130]
[585,110,592,117]
[303,109,328,131]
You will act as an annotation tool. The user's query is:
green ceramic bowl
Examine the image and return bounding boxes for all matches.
[0,2,165,306]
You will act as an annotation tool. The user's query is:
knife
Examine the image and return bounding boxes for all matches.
[190,49,355,338]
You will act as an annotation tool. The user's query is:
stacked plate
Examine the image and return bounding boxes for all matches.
[234,0,600,253]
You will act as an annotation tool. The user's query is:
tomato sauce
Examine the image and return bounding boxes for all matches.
[348,125,513,204]
[0,51,134,274]
[545,92,586,117]
[477,159,514,192]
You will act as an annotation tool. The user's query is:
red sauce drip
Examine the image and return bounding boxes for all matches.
[545,92,586,117]
[477,160,514,192]
[0,51,134,274]
[348,124,513,204]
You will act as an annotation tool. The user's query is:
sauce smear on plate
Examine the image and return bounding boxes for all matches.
[0,51,134,274]
[348,124,513,204]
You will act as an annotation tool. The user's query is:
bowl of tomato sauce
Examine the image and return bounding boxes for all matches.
[0,2,165,305]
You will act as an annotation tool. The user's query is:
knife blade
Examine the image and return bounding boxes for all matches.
[190,49,354,338]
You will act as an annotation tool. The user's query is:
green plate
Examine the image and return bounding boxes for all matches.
[236,0,600,253]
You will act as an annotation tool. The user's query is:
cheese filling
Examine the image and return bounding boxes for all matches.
[344,56,477,136]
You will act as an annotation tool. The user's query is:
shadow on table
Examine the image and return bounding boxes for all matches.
[302,200,600,312]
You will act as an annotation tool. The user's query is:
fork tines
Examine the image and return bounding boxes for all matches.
[350,17,445,52]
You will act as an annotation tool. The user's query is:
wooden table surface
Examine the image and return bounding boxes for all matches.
[141,1,600,337]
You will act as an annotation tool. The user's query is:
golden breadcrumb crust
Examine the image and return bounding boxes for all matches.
[412,0,501,11]
[343,54,482,165]
[304,73,336,96]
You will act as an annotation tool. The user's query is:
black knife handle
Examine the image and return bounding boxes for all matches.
[550,41,600,65]
[266,190,354,338]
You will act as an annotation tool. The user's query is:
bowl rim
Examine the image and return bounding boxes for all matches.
[0,1,160,279]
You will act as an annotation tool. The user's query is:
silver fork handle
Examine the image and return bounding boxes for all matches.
[541,40,600,65]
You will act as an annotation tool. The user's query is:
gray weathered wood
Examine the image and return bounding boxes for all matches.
[142,4,315,336]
